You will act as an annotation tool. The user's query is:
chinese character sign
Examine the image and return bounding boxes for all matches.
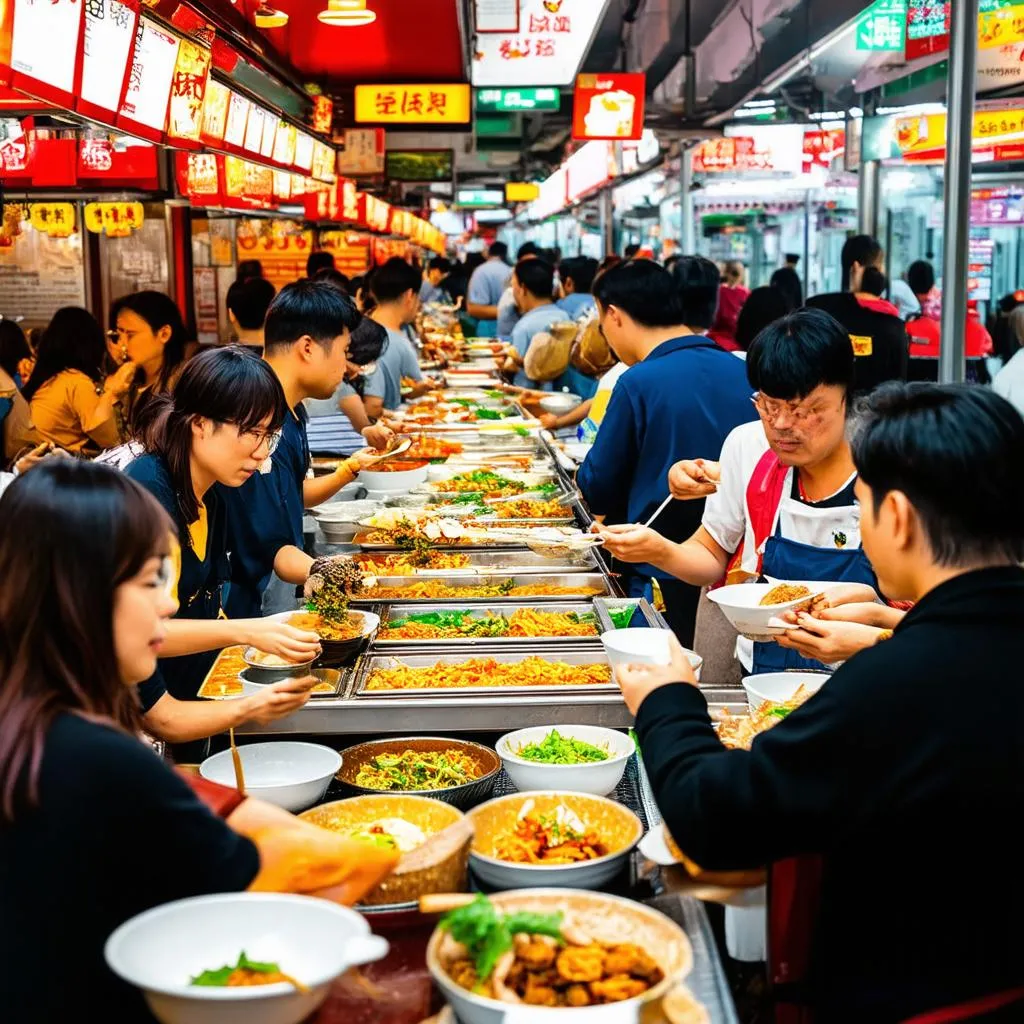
[354,84,471,124]
[84,201,145,237]
[311,94,333,134]
[29,203,76,238]
[168,39,212,143]
[856,0,906,51]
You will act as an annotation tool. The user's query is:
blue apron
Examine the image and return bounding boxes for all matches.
[752,488,876,674]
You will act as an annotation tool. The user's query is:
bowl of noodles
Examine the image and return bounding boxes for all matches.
[336,737,502,809]
[283,609,380,667]
[467,792,643,891]
[742,671,830,711]
[299,794,472,907]
[705,582,826,641]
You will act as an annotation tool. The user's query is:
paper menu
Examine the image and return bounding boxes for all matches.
[119,18,180,133]
[80,0,138,116]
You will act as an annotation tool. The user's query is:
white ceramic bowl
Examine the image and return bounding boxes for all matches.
[357,462,430,492]
[742,671,830,711]
[496,726,634,796]
[200,741,341,812]
[467,791,643,891]
[601,628,703,681]
[105,892,389,1024]
[706,582,826,641]
[312,500,384,542]
[539,392,582,415]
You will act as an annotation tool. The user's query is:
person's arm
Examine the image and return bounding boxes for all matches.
[78,363,136,448]
[272,545,314,587]
[466,270,498,320]
[303,449,380,508]
[575,385,638,524]
[161,616,321,662]
[597,522,731,587]
[338,392,371,432]
[467,301,498,320]
[539,398,592,431]
[143,676,316,743]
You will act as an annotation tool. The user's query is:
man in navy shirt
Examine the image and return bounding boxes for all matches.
[222,281,376,618]
[577,258,756,645]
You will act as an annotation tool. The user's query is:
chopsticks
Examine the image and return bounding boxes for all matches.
[229,728,246,797]
[419,893,477,915]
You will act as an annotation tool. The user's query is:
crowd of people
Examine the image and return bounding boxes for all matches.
[2,233,1024,1021]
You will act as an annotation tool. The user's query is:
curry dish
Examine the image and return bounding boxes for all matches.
[360,580,603,601]
[364,657,612,691]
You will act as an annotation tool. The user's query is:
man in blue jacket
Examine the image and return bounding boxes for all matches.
[577,258,755,645]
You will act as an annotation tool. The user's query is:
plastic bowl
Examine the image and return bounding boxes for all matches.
[357,462,430,493]
[539,393,582,415]
[241,648,315,685]
[706,582,826,641]
[601,628,703,681]
[105,892,388,1024]
[496,726,634,796]
[742,671,830,711]
[200,741,341,812]
[467,791,643,891]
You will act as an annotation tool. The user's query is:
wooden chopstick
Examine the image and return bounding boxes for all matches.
[229,728,246,797]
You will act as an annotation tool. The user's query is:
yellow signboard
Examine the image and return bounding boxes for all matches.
[979,4,1024,48]
[354,84,471,125]
[29,203,75,238]
[505,182,541,202]
[84,202,145,238]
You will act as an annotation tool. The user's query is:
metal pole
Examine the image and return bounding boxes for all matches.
[599,190,614,257]
[939,0,980,385]
[803,190,811,302]
[680,148,695,255]
[857,160,880,240]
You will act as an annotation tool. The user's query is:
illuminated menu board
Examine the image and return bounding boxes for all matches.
[11,0,83,105]
[273,121,296,167]
[259,112,276,159]
[294,131,315,172]
[79,0,139,121]
[225,91,250,149]
[119,18,180,139]
[201,79,230,144]
[167,38,211,144]
[244,104,267,154]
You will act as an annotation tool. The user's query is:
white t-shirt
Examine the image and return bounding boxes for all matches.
[702,421,863,669]
[994,349,1024,417]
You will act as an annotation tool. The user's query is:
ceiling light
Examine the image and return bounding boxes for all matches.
[254,4,288,27]
[318,0,376,26]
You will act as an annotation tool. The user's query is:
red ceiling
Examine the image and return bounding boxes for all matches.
[234,0,466,86]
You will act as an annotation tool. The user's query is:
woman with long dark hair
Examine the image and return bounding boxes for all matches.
[0,318,33,385]
[0,318,39,462]
[24,307,136,453]
[125,347,320,717]
[0,460,398,1019]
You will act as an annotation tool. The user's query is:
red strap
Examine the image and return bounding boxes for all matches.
[178,770,247,819]
[723,449,789,581]
[901,988,1024,1024]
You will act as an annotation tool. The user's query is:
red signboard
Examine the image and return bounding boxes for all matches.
[0,0,12,87]
[11,0,84,107]
[78,135,159,187]
[905,1,950,60]
[311,93,332,135]
[572,72,646,142]
[802,128,846,168]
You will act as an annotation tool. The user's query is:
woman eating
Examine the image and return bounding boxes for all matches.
[124,347,321,742]
[23,307,137,454]
[0,461,398,1021]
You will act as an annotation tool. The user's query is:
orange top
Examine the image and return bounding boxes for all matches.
[29,370,120,453]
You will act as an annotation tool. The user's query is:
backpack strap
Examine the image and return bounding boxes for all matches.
[722,448,789,585]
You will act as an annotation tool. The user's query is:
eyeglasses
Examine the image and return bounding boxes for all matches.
[240,427,281,456]
[751,392,842,427]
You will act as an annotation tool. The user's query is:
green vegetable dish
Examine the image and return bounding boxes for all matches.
[354,748,483,791]
[191,951,290,988]
[513,729,611,765]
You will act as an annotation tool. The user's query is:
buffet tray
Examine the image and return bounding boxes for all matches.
[353,548,598,574]
[353,532,529,551]
[373,601,606,647]
[593,596,663,632]
[351,645,617,699]
[350,572,612,601]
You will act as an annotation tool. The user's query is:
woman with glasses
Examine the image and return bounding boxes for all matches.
[124,347,321,739]
[599,309,879,675]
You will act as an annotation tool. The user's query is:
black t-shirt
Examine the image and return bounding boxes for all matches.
[0,713,259,1021]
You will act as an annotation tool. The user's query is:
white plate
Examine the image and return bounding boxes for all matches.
[706,582,826,641]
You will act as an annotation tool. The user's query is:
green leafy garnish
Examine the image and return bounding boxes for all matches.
[607,604,639,630]
[767,705,794,719]
[190,952,281,987]
[514,426,530,436]
[440,895,563,984]
[515,729,611,765]
[485,389,505,399]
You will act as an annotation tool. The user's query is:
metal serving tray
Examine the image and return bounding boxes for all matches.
[593,596,663,632]
[352,645,617,698]
[374,601,605,647]
[350,572,612,601]
[353,532,529,551]
[353,548,598,575]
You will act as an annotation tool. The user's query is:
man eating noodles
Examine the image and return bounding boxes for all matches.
[598,308,877,674]
[617,383,1024,1022]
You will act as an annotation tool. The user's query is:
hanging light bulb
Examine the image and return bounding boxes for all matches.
[254,3,289,27]
[318,0,376,27]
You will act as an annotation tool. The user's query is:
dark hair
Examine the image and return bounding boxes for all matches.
[907,259,935,297]
[735,287,790,352]
[0,461,173,820]
[109,291,189,395]
[851,383,1024,566]
[785,253,800,266]
[770,266,803,310]
[0,319,32,381]
[488,241,508,261]
[348,317,389,367]
[517,242,539,260]
[237,259,264,282]
[624,244,640,260]
[464,252,486,274]
[306,251,336,278]
[226,276,277,331]
[597,254,622,276]
[263,280,361,356]
[562,256,598,295]
[371,257,421,304]
[593,259,685,328]
[513,258,555,301]
[747,307,855,401]
[670,256,721,331]
[841,234,883,290]
[314,266,351,293]
[427,256,449,274]
[147,347,287,526]
[22,307,107,402]
[663,254,681,273]
[860,266,888,298]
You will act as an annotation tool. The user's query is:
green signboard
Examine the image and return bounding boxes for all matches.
[475,88,560,113]
[856,0,906,52]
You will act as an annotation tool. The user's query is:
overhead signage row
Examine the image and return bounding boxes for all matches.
[862,106,1024,163]
[476,87,560,112]
[904,0,1018,61]
[354,83,471,126]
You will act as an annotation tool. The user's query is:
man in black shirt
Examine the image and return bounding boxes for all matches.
[619,383,1024,1022]
[808,234,909,393]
